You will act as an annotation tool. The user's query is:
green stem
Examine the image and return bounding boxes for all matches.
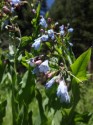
[67,70,83,83]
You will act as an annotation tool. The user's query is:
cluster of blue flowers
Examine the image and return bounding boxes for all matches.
[2,1,73,103]
[32,16,73,51]
[29,56,70,103]
[30,16,73,103]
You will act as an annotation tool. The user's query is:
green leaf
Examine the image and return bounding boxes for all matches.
[36,3,41,19]
[52,110,62,125]
[2,91,13,125]
[74,112,92,124]
[36,89,47,125]
[71,48,91,82]
[19,71,28,88]
[21,36,32,47]
[18,70,35,104]
[0,101,7,124]
[0,59,4,83]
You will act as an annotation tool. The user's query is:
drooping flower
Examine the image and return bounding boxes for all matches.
[48,29,55,40]
[57,80,70,103]
[28,58,35,67]
[32,37,41,50]
[11,0,20,5]
[32,66,39,75]
[41,34,49,42]
[60,30,65,36]
[59,25,65,36]
[68,28,74,33]
[69,42,73,47]
[39,17,48,28]
[39,60,50,73]
[59,25,64,31]
[45,77,56,89]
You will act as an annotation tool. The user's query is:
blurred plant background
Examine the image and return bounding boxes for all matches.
[0,0,93,125]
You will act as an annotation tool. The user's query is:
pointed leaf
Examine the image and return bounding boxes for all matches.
[2,92,13,125]
[71,48,91,82]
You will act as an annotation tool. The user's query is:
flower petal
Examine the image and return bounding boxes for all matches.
[39,60,50,73]
[45,77,56,89]
[57,80,70,103]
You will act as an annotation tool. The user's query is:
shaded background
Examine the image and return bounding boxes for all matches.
[42,0,93,54]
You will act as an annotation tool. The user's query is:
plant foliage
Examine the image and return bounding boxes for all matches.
[0,0,92,125]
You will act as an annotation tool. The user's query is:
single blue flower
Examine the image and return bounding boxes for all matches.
[32,38,41,50]
[57,80,70,103]
[11,0,20,5]
[39,17,48,28]
[48,29,55,40]
[59,25,65,36]
[60,30,65,36]
[45,77,56,89]
[69,42,73,46]
[41,34,49,41]
[39,60,50,73]
[59,25,64,31]
[32,66,39,75]
[29,58,35,67]
[68,28,74,33]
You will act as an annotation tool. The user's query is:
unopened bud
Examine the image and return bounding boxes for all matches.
[46,71,56,78]
[3,6,11,14]
[32,9,36,14]
[34,60,42,65]
[40,28,44,33]
[47,17,52,23]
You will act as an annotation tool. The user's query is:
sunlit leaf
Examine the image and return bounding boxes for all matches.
[2,92,13,125]
[71,48,91,82]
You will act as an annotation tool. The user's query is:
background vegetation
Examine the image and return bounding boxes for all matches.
[49,0,93,55]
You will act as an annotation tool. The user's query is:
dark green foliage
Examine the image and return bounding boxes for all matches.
[49,0,93,56]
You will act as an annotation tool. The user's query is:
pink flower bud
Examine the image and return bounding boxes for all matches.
[47,17,52,23]
[3,6,11,14]
[47,71,55,78]
[32,9,36,14]
[40,28,44,33]
[34,60,42,65]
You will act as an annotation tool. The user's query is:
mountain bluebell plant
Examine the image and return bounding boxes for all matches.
[0,1,91,125]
